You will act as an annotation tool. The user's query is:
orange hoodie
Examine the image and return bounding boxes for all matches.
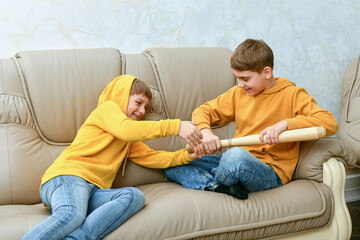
[41,75,193,189]
[192,77,338,185]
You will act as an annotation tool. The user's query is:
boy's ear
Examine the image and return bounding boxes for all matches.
[263,66,272,79]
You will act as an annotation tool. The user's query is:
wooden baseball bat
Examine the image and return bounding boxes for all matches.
[186,126,326,153]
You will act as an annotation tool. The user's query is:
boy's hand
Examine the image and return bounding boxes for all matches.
[179,121,203,150]
[189,143,206,159]
[259,120,288,145]
[200,128,222,154]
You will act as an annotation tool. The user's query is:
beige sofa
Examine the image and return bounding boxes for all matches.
[0,47,357,240]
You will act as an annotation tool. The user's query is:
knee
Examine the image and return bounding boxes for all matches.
[225,147,248,157]
[221,147,249,167]
[214,148,250,181]
[131,187,145,207]
[119,187,145,211]
[54,205,86,228]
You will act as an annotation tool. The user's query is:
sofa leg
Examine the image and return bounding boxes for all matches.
[273,158,352,240]
[323,157,352,240]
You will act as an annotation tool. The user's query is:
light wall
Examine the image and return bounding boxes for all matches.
[1,0,359,123]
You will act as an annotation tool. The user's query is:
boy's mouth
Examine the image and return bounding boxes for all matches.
[132,113,142,120]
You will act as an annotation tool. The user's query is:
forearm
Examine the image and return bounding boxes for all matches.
[288,88,339,136]
[286,112,338,136]
[92,101,181,141]
[129,142,193,168]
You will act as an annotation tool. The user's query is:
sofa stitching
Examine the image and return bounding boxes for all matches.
[11,55,69,146]
[345,55,360,123]
[5,124,14,203]
[142,51,170,119]
[0,94,35,127]
[1,60,14,203]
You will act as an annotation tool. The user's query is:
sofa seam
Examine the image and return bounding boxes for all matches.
[5,124,14,203]
[344,55,360,123]
[1,60,14,203]
[294,140,316,180]
[11,55,70,147]
[142,51,170,119]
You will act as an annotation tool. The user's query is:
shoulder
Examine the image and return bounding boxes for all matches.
[212,86,242,100]
[227,85,244,96]
[282,84,310,96]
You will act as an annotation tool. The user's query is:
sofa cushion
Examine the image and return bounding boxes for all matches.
[0,180,333,240]
[15,48,122,144]
[0,204,49,240]
[106,180,332,239]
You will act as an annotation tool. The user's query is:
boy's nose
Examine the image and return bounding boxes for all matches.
[139,106,146,114]
[237,82,244,88]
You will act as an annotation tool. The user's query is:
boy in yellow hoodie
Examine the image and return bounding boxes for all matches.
[22,75,205,240]
[164,39,338,199]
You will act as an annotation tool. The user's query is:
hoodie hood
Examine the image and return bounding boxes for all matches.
[97,75,136,113]
[262,77,295,95]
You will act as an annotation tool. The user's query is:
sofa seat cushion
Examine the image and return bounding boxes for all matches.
[0,204,49,240]
[108,180,333,239]
[0,179,332,240]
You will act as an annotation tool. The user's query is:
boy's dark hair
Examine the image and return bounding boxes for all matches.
[230,39,274,74]
[130,79,152,100]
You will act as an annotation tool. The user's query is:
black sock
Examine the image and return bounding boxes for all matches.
[214,184,248,199]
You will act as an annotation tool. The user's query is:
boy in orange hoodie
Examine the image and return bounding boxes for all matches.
[164,39,338,199]
[22,75,205,240]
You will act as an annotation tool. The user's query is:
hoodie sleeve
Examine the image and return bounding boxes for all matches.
[128,141,193,168]
[192,87,237,130]
[286,87,338,136]
[89,101,181,141]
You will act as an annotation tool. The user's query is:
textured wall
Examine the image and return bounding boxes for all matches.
[1,0,359,123]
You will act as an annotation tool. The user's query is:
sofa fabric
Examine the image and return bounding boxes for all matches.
[0,48,356,239]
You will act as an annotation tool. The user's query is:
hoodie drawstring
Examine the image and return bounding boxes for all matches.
[121,143,132,176]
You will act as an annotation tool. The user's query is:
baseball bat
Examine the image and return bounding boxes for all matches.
[186,126,326,153]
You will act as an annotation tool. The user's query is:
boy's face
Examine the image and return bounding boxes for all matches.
[127,94,150,121]
[233,67,273,96]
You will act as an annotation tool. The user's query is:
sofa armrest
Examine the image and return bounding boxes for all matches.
[293,137,357,182]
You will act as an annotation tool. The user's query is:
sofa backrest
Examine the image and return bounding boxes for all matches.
[0,48,123,204]
[113,47,236,188]
[0,47,236,204]
[339,54,360,163]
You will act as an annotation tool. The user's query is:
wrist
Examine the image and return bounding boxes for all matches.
[196,123,210,131]
[200,128,212,134]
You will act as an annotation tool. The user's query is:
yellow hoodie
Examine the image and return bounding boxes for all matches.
[41,75,193,189]
[192,77,338,185]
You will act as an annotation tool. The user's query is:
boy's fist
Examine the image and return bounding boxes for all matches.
[259,120,288,145]
[179,121,203,149]
[200,128,222,154]
[189,144,206,159]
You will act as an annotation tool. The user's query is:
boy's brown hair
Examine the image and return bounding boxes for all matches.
[230,39,274,74]
[130,78,152,100]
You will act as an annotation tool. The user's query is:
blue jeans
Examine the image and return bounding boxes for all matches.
[164,147,282,193]
[21,175,145,240]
